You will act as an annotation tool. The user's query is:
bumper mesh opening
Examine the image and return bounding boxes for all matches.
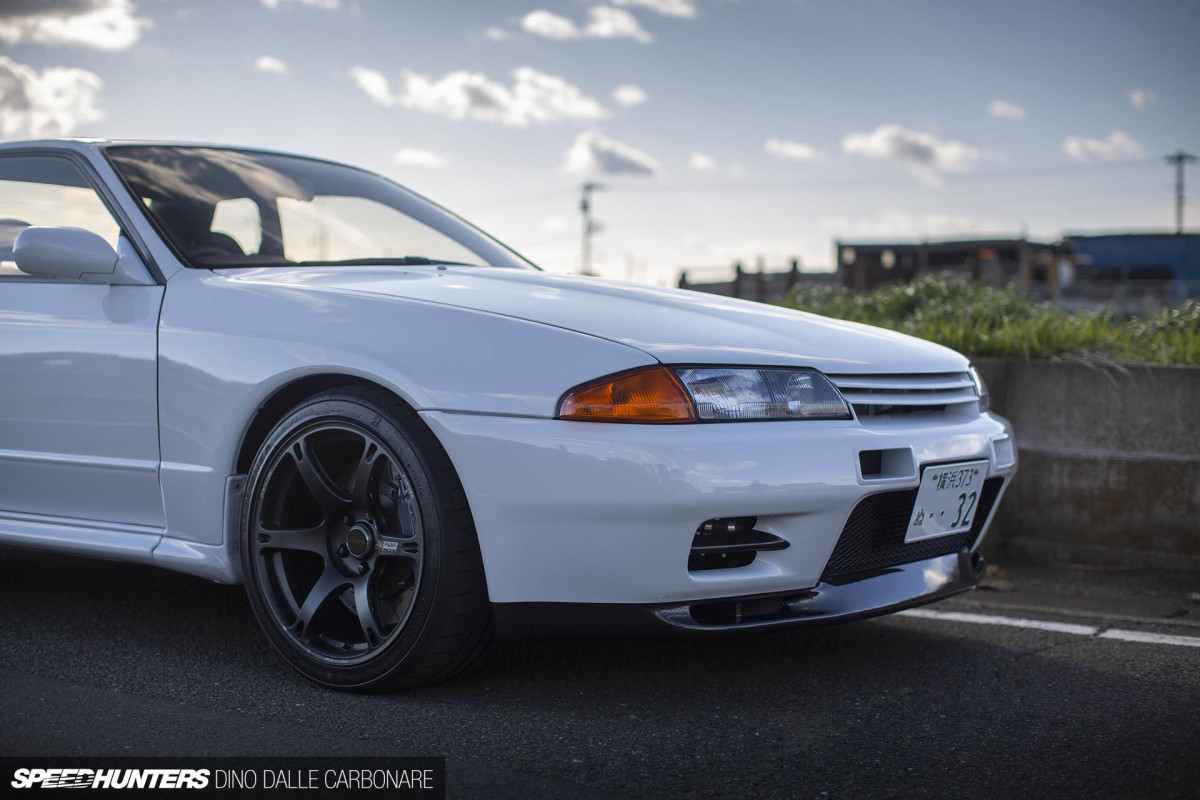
[822,477,1003,580]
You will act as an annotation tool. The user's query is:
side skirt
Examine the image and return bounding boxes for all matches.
[0,508,241,584]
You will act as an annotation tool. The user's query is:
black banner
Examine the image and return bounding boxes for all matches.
[0,758,445,799]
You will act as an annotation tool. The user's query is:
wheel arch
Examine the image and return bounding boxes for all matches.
[233,372,389,475]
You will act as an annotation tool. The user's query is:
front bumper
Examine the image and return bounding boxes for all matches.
[421,410,1016,607]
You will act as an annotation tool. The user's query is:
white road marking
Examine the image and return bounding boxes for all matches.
[900,609,1098,636]
[1098,629,1200,648]
[898,608,1200,648]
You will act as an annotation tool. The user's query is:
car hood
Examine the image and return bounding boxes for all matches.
[228,266,969,374]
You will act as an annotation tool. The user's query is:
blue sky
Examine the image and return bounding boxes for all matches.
[2,0,1198,284]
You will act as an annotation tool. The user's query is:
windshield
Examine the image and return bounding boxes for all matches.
[105,145,536,270]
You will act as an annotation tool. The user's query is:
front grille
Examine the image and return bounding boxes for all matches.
[822,477,1003,580]
[828,372,979,419]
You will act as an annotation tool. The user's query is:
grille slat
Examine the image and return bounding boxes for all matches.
[836,389,978,407]
[829,372,980,419]
[822,478,1003,580]
[831,375,976,391]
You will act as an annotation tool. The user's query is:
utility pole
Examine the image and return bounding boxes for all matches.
[1165,150,1197,234]
[580,181,605,275]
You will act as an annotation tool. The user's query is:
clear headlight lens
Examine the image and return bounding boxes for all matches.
[675,368,851,421]
[969,365,990,412]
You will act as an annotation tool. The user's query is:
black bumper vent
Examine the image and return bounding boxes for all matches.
[822,477,1003,580]
[688,517,789,571]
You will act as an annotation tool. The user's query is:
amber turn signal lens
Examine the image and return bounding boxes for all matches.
[558,366,697,423]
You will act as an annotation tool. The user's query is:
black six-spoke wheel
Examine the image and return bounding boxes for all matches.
[253,422,423,661]
[240,387,492,690]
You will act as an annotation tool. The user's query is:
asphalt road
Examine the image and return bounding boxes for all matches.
[1,546,1197,800]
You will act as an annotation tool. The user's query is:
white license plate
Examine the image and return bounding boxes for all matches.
[905,460,989,543]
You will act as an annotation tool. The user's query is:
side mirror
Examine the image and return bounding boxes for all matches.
[13,226,155,285]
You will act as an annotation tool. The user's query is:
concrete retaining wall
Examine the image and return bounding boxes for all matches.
[976,359,1200,571]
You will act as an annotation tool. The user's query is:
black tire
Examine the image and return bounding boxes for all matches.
[240,385,492,691]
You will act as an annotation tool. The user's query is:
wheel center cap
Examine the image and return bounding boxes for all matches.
[346,524,375,559]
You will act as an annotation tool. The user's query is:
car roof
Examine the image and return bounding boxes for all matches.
[0,138,351,168]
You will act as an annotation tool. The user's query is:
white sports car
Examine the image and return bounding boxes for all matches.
[0,140,1016,690]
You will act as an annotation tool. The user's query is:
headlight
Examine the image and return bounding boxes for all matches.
[969,365,990,412]
[676,367,851,420]
[557,366,851,423]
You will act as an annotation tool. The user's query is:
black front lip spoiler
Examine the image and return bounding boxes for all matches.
[493,550,985,639]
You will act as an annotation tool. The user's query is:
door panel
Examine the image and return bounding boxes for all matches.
[0,152,165,530]
[0,282,165,527]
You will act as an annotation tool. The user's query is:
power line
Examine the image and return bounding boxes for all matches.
[453,187,575,211]
[455,158,1161,211]
[612,158,1160,194]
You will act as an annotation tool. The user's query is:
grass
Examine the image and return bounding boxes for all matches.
[779,275,1200,366]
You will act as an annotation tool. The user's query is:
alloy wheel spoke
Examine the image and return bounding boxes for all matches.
[352,442,380,510]
[353,578,387,645]
[255,522,327,554]
[293,436,352,510]
[293,566,348,640]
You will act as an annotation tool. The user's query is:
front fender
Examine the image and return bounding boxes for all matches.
[155,268,655,564]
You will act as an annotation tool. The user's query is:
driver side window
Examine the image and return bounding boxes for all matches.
[0,155,121,279]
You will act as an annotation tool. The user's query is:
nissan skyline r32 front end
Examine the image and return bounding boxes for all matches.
[423,363,1016,636]
[0,139,1017,690]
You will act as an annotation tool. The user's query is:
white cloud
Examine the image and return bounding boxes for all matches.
[584,6,653,42]
[612,84,647,107]
[521,6,653,43]
[689,151,718,171]
[1063,130,1143,162]
[765,137,821,162]
[392,148,448,168]
[562,131,660,176]
[351,66,608,127]
[0,56,104,138]
[542,216,569,231]
[612,0,696,18]
[1129,89,1156,108]
[262,0,340,10]
[521,9,580,39]
[484,26,508,40]
[348,66,395,106]
[0,0,151,51]
[988,99,1025,119]
[820,208,1001,239]
[842,124,981,185]
[254,55,289,74]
